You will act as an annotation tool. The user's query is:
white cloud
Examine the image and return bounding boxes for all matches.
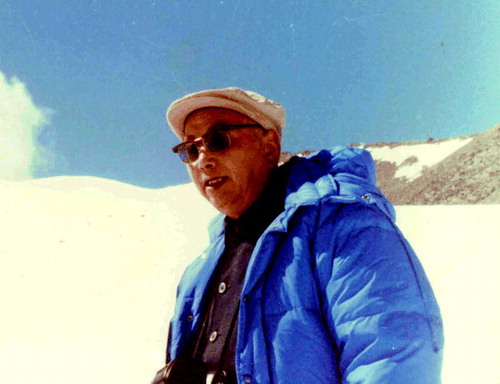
[0,71,51,180]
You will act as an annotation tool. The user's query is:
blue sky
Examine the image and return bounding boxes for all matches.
[0,0,499,188]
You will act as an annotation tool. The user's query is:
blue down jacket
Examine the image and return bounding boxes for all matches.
[167,147,444,383]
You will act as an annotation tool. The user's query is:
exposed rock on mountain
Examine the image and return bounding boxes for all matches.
[392,124,499,204]
[280,124,500,205]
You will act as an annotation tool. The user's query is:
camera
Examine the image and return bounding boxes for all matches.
[151,357,207,384]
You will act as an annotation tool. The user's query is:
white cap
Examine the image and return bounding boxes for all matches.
[166,87,285,139]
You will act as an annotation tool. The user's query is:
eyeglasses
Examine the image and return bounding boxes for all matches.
[172,123,263,163]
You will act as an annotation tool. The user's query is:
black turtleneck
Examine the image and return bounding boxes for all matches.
[198,165,289,383]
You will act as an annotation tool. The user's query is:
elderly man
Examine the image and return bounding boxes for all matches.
[153,88,443,384]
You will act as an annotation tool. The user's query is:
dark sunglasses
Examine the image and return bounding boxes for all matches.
[172,123,264,163]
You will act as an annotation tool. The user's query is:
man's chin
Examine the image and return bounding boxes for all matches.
[205,194,229,214]
[206,196,241,219]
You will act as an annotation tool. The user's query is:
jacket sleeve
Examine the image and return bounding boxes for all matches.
[314,202,444,383]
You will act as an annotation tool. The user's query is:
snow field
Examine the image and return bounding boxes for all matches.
[396,205,499,384]
[0,178,498,383]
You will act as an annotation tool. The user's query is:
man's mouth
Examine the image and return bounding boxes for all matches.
[205,177,227,188]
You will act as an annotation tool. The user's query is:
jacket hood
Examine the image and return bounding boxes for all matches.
[285,146,379,206]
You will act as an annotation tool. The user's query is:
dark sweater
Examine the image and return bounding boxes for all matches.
[198,166,288,383]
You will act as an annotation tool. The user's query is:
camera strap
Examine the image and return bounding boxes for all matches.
[203,301,240,384]
[192,298,214,360]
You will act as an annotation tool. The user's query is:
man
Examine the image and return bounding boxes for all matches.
[154,87,443,384]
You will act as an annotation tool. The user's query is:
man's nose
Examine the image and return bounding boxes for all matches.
[195,146,215,169]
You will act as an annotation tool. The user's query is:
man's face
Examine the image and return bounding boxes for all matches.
[182,107,280,219]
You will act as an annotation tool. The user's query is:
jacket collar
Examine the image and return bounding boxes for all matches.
[207,146,393,239]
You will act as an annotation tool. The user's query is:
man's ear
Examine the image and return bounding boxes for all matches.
[262,129,281,166]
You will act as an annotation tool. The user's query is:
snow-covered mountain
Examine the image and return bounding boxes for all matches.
[281,124,500,204]
[367,124,499,204]
[1,165,499,383]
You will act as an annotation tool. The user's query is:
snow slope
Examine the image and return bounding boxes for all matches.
[364,137,473,182]
[1,178,498,383]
